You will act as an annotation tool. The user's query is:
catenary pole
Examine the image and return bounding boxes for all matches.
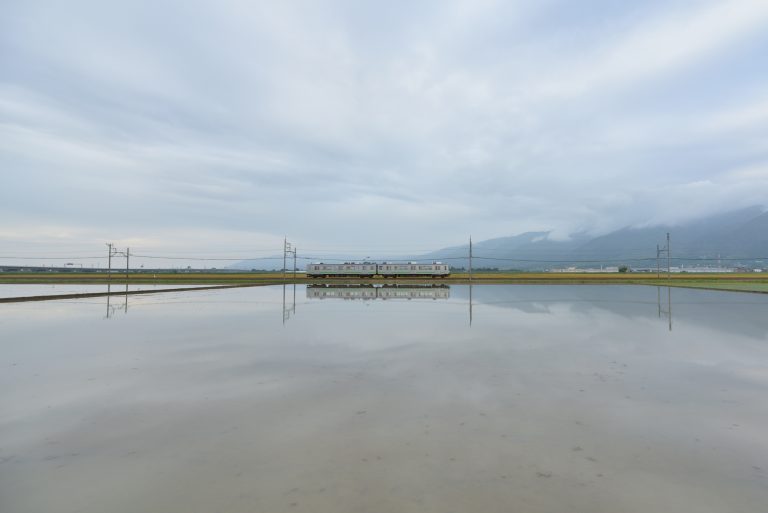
[107,243,113,282]
[469,236,473,282]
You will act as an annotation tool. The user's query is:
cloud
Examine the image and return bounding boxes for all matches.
[537,0,768,98]
[1,0,767,265]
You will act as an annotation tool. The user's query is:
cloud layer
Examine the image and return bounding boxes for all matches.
[2,0,768,264]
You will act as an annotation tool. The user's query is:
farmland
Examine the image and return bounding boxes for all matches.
[2,271,768,294]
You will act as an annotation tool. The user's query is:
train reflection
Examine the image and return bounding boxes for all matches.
[307,284,450,300]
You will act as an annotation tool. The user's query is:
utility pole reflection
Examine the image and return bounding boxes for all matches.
[657,286,673,331]
[282,282,296,324]
[469,282,473,327]
[105,282,129,319]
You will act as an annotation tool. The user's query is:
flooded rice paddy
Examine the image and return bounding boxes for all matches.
[1,284,767,513]
[0,283,205,299]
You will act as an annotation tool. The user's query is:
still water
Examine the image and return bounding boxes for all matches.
[0,283,206,299]
[1,285,767,513]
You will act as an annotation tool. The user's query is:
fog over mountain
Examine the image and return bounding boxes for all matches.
[233,205,768,270]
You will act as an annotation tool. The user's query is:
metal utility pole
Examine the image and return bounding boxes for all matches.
[469,236,473,282]
[106,244,130,285]
[283,239,297,284]
[107,243,113,281]
[281,239,297,326]
[657,233,671,281]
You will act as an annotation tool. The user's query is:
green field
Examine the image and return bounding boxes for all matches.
[2,271,768,294]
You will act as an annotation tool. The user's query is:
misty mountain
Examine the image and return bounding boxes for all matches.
[424,206,768,270]
[415,231,591,268]
[232,206,768,270]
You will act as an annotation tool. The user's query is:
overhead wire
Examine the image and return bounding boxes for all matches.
[2,249,766,265]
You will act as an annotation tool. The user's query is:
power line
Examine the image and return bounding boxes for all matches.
[3,254,766,263]
[3,248,768,265]
[130,254,279,261]
[0,255,107,260]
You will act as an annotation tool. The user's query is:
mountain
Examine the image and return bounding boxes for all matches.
[416,231,591,269]
[231,206,768,270]
[575,206,766,260]
[422,206,768,270]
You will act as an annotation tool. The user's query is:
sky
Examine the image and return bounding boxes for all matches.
[2,0,768,267]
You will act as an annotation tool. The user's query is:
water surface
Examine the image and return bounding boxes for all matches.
[1,285,767,513]
[0,283,204,299]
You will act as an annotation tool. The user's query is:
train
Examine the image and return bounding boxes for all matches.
[306,262,450,278]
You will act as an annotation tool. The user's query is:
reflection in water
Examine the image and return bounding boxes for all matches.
[3,285,768,513]
[282,282,296,324]
[469,282,473,326]
[306,284,450,300]
[104,283,129,319]
[657,286,673,331]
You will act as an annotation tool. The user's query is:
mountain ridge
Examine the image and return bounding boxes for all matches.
[231,206,768,270]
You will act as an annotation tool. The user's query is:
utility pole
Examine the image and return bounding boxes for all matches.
[469,236,473,283]
[283,239,297,284]
[281,240,297,326]
[106,244,130,285]
[107,243,113,281]
[656,233,671,281]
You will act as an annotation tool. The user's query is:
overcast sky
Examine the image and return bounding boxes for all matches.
[2,0,768,266]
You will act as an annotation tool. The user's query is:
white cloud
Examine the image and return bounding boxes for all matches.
[539,0,768,98]
[1,0,767,263]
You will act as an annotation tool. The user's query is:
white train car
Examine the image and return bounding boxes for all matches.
[306,263,377,277]
[306,262,450,278]
[377,262,450,278]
